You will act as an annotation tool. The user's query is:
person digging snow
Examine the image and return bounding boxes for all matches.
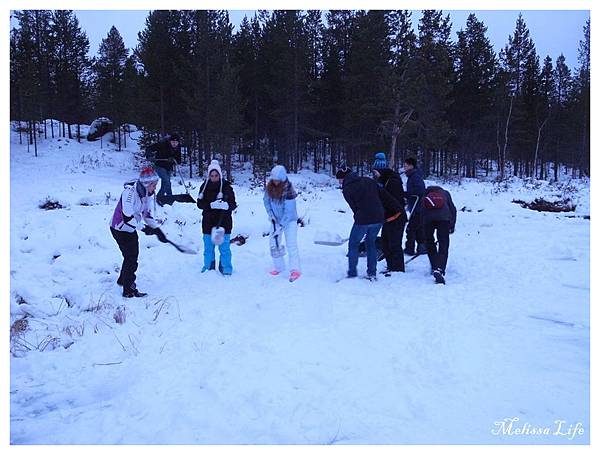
[196,160,237,275]
[110,167,162,298]
[336,167,384,281]
[403,156,427,256]
[421,185,457,285]
[372,152,408,274]
[263,165,301,282]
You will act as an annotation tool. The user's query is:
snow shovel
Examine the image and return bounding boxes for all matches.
[270,220,286,258]
[407,195,420,221]
[143,226,196,254]
[314,230,348,246]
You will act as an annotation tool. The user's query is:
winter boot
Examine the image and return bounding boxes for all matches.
[123,287,147,298]
[269,270,281,276]
[433,268,446,285]
[202,261,215,273]
[289,270,301,282]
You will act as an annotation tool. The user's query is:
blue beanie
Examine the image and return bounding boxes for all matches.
[373,152,387,170]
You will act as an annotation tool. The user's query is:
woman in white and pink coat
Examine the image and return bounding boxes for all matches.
[263,165,301,282]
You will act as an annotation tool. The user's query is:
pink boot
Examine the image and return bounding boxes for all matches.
[289,270,301,282]
[269,270,280,276]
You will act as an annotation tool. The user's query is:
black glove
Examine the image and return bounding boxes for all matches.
[143,225,168,243]
[142,225,157,236]
[154,228,168,243]
[449,226,455,234]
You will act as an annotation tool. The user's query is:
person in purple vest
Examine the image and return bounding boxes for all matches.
[109,167,161,297]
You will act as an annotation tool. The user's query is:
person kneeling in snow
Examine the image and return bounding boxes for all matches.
[263,165,301,282]
[421,185,457,285]
[196,160,237,275]
[109,167,161,298]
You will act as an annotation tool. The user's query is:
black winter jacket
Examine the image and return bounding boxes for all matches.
[146,139,182,172]
[342,172,385,225]
[421,186,457,231]
[196,179,238,235]
[377,169,407,222]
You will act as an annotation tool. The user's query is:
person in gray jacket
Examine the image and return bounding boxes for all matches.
[421,185,457,284]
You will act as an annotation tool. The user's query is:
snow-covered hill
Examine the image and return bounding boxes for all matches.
[9,124,590,444]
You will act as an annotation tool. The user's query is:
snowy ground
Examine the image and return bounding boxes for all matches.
[9,125,590,444]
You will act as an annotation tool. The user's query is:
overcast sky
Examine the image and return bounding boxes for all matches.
[11,9,590,69]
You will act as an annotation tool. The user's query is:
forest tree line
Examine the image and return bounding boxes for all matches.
[10,10,591,181]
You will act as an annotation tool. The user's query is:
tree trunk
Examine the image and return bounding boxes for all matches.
[160,85,165,135]
[533,117,548,180]
[501,96,514,180]
[33,120,38,157]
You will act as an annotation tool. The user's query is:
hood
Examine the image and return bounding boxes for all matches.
[343,171,361,186]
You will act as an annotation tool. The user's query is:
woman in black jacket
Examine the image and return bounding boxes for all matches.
[197,160,237,275]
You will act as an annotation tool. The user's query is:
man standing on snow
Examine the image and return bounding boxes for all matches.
[421,185,457,284]
[336,167,385,281]
[372,152,408,273]
[110,167,162,298]
[145,133,182,202]
[403,157,427,256]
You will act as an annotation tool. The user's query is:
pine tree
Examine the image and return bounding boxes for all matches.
[452,14,497,177]
[413,10,453,176]
[94,26,128,149]
[135,10,178,134]
[571,19,590,177]
[382,10,418,170]
[343,10,393,172]
[51,10,91,139]
[535,56,554,179]
[499,13,537,177]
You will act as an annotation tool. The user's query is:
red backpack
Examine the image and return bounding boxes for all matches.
[423,189,446,209]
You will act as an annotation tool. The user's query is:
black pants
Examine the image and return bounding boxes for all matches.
[405,210,425,251]
[381,217,406,272]
[111,227,139,291]
[424,220,450,273]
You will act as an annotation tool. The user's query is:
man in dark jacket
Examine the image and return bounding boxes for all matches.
[146,133,182,201]
[336,167,384,280]
[403,157,426,256]
[421,185,457,284]
[372,152,408,273]
[197,160,237,275]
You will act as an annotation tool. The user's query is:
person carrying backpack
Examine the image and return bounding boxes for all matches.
[196,160,237,275]
[421,185,457,284]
